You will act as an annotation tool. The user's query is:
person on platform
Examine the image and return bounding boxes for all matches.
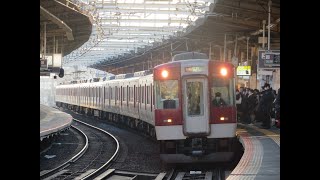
[258,83,274,129]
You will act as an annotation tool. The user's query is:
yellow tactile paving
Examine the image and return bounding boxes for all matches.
[240,124,280,147]
[228,131,264,180]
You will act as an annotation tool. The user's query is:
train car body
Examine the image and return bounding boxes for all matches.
[55,52,237,164]
[153,52,237,163]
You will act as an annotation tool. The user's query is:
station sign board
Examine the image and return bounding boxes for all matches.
[40,53,62,68]
[258,50,280,69]
[40,58,47,68]
[236,66,251,76]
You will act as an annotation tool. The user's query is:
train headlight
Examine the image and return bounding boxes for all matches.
[161,70,169,78]
[163,118,172,123]
[220,117,228,121]
[220,68,227,76]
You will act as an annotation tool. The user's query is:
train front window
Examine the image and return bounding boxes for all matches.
[186,81,203,116]
[155,80,179,109]
[211,78,235,106]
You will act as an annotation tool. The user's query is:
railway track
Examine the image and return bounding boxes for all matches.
[40,118,119,180]
[155,168,225,180]
[54,108,237,180]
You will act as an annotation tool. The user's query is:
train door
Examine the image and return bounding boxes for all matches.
[183,77,209,135]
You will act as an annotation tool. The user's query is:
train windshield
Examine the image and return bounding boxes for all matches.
[211,78,235,107]
[155,80,179,109]
[186,81,204,116]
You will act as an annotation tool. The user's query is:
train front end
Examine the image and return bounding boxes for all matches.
[154,55,237,163]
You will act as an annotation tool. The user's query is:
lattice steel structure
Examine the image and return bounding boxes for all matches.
[63,0,212,67]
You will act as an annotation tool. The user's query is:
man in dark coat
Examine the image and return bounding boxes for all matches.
[274,88,280,127]
[247,89,257,124]
[259,83,274,129]
[212,92,226,107]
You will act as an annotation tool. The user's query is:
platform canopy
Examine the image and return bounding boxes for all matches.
[40,0,93,57]
[63,0,212,67]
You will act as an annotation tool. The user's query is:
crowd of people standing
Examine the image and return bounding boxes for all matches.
[236,83,280,129]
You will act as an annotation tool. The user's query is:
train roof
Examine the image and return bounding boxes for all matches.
[172,52,208,61]
[57,70,153,86]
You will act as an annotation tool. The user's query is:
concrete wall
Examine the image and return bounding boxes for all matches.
[40,76,57,107]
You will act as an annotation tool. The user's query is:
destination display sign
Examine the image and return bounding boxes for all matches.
[185,66,205,72]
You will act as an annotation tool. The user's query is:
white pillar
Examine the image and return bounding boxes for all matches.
[263,20,266,49]
[224,34,227,62]
[43,22,46,59]
[209,42,212,59]
[268,0,272,50]
[247,37,249,63]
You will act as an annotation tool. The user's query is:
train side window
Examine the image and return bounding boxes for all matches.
[122,86,124,102]
[103,87,105,107]
[142,86,145,104]
[99,87,101,104]
[118,86,120,103]
[152,84,155,106]
[120,86,123,106]
[110,87,113,100]
[144,84,147,109]
[138,86,141,108]
[134,85,136,108]
[126,85,129,106]
[127,85,130,105]
[106,86,108,100]
[108,86,111,106]
[107,86,109,100]
[115,86,117,105]
[147,85,149,104]
[151,83,153,111]
[123,86,126,102]
[129,86,132,104]
[138,86,140,103]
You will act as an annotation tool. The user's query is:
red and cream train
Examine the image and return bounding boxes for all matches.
[56,52,238,163]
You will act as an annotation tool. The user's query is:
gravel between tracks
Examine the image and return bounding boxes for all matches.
[40,128,83,171]
[63,110,162,174]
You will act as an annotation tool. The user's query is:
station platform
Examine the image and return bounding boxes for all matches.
[227,122,280,180]
[40,104,73,141]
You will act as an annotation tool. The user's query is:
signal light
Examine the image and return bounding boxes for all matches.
[161,70,169,78]
[220,68,227,76]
